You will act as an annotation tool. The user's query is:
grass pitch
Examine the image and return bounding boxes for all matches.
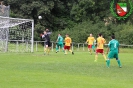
[0,51,133,88]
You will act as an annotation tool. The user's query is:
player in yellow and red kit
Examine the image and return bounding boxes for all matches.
[94,33,107,62]
[64,34,74,55]
[86,34,95,55]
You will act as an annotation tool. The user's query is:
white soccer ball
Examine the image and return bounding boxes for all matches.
[38,16,42,19]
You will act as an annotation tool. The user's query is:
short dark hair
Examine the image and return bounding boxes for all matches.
[98,33,102,36]
[111,35,115,39]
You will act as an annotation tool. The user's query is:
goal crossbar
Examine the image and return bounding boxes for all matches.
[0,16,33,28]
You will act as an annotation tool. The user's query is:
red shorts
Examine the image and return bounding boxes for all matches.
[96,49,104,53]
[64,46,71,50]
[88,45,92,48]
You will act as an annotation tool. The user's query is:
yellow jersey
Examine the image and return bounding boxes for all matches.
[97,37,106,49]
[64,37,72,46]
[86,37,95,45]
[102,37,106,44]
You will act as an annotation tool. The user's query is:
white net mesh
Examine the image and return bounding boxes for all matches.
[0,5,34,52]
[0,4,9,52]
[0,16,33,28]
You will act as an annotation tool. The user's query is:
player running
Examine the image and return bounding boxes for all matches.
[94,33,107,62]
[106,35,122,68]
[64,34,74,55]
[55,34,64,53]
[86,34,95,55]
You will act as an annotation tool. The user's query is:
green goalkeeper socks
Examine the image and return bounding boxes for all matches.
[56,45,59,51]
[106,59,121,68]
[106,60,110,68]
[117,60,122,67]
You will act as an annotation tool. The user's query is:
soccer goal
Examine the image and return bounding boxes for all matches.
[0,5,34,52]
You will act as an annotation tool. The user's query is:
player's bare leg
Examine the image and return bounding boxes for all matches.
[47,47,51,55]
[88,48,90,52]
[64,49,67,54]
[69,49,74,55]
[62,47,65,53]
[44,45,48,55]
[89,48,92,55]
[55,44,59,53]
[116,58,122,68]
[94,53,98,62]
[106,58,110,68]
[102,53,107,61]
[44,48,47,55]
[44,48,46,55]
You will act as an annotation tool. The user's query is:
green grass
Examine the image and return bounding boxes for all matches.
[0,51,133,88]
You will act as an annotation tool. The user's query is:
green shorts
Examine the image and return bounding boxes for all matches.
[57,43,64,48]
[108,51,118,59]
[92,45,95,49]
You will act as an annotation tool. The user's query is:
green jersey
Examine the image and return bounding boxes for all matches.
[57,36,64,44]
[108,39,119,52]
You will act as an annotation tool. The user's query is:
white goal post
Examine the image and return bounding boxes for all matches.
[0,16,34,52]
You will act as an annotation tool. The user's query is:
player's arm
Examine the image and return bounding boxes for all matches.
[94,39,96,45]
[56,37,59,42]
[92,38,95,45]
[70,38,72,44]
[118,42,120,53]
[106,47,110,54]
[104,38,106,44]
[95,39,98,46]
[41,34,45,39]
[85,39,87,43]
[85,38,89,44]
[64,38,66,44]
[106,41,111,54]
[97,39,100,47]
[118,47,119,53]
[47,32,52,35]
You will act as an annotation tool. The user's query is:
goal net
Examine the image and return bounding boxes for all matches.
[0,5,34,52]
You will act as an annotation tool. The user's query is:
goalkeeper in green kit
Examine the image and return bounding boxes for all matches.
[55,34,64,53]
[106,35,122,68]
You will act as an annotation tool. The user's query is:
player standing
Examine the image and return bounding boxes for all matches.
[41,30,51,55]
[64,34,74,55]
[86,34,95,55]
[106,35,122,68]
[94,33,107,62]
[56,34,64,53]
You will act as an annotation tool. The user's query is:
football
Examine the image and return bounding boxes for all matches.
[38,16,42,19]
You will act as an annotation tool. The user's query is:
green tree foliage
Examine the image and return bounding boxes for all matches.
[50,20,133,45]
[3,0,133,44]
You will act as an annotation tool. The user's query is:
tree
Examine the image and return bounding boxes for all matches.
[3,0,133,43]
